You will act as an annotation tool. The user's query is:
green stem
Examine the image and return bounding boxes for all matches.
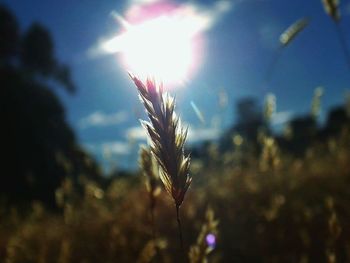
[150,194,159,263]
[150,195,156,242]
[176,204,184,258]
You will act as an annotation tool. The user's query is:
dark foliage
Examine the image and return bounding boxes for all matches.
[0,5,99,208]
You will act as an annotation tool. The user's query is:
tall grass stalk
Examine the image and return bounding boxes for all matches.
[189,207,219,263]
[264,18,309,83]
[139,146,160,244]
[322,0,350,71]
[130,74,192,257]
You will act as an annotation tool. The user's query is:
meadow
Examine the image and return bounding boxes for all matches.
[1,111,350,262]
[2,1,350,262]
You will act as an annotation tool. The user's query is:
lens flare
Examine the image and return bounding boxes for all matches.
[102,2,204,88]
[206,233,216,248]
[121,16,195,85]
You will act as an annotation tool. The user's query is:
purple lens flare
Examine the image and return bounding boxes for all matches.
[205,233,216,248]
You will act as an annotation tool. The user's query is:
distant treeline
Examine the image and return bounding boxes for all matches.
[0,5,101,208]
[191,97,350,163]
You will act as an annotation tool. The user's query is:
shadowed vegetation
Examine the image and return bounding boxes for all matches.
[0,5,101,207]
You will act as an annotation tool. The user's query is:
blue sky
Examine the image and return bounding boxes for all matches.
[4,0,350,171]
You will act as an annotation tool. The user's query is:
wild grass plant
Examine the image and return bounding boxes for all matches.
[1,116,350,262]
[15,81,345,261]
[139,146,161,252]
[130,75,192,254]
[189,207,219,263]
[322,0,350,72]
[264,17,309,83]
[279,18,309,47]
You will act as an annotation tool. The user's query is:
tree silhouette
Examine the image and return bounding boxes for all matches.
[0,5,99,207]
[219,97,264,155]
[235,98,265,141]
[0,5,19,62]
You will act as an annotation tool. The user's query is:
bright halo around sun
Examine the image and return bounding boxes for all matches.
[101,2,204,88]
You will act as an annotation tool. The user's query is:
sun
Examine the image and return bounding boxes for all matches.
[120,16,194,85]
[102,3,203,87]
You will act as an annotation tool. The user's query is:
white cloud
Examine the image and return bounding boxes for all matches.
[78,111,128,129]
[187,126,221,143]
[102,141,132,155]
[82,143,98,152]
[126,124,221,144]
[174,0,233,33]
[271,111,293,125]
[126,0,233,32]
[126,126,148,141]
[83,141,132,156]
[88,0,234,58]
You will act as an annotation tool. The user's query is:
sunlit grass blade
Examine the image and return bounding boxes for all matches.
[322,0,340,22]
[280,18,309,47]
[321,0,350,71]
[191,101,206,125]
[264,93,276,124]
[264,18,309,83]
[130,73,192,254]
[311,86,324,120]
[139,145,161,245]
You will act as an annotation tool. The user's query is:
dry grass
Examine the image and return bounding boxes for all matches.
[139,146,161,244]
[130,74,192,254]
[263,93,276,123]
[311,87,324,119]
[322,0,340,22]
[130,75,192,208]
[280,18,309,47]
[265,18,309,83]
[0,126,350,262]
[321,0,350,71]
[189,207,219,263]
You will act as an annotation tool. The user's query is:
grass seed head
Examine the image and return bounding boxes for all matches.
[280,18,309,46]
[130,74,192,207]
[311,86,324,119]
[139,145,161,197]
[264,93,276,123]
[322,0,340,22]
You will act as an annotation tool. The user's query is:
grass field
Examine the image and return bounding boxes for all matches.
[1,123,350,263]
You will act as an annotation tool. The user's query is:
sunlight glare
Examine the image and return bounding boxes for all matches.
[102,5,203,87]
